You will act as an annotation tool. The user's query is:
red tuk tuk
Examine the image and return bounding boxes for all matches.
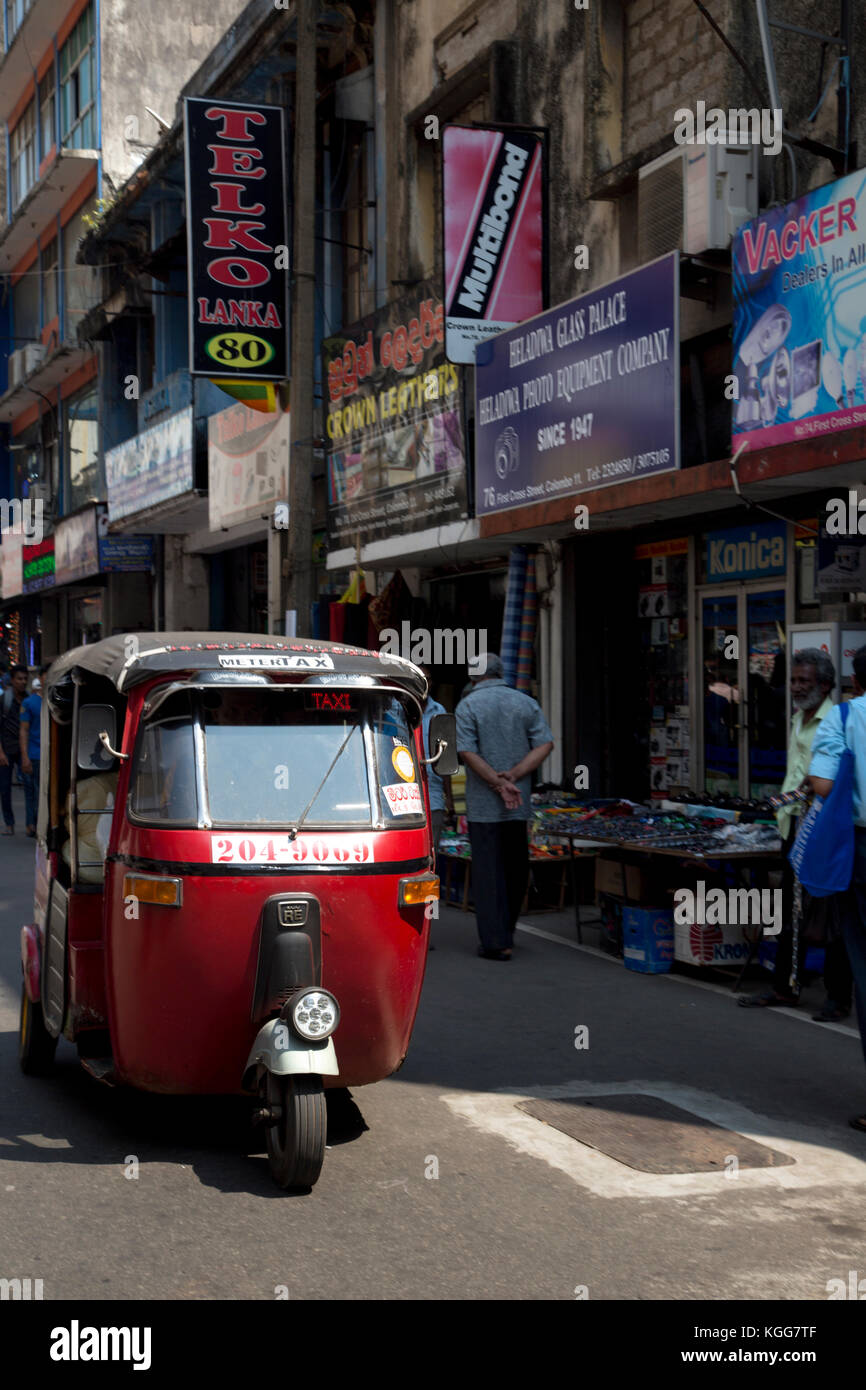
[18,634,457,1190]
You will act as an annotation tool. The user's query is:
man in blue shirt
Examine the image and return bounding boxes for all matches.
[419,667,454,858]
[19,677,42,837]
[809,644,866,1132]
[456,652,554,960]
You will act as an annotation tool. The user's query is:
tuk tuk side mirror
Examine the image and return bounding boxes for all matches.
[77,705,121,772]
[425,713,459,777]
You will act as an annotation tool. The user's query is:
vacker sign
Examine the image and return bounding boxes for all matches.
[184,97,289,380]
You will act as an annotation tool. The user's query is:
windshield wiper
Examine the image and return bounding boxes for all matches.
[287,723,361,840]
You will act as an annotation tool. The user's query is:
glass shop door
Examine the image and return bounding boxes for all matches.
[698,583,788,800]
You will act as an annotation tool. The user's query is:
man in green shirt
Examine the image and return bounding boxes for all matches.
[740,647,845,1009]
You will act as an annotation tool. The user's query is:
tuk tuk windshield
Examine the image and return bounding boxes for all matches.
[128,686,423,828]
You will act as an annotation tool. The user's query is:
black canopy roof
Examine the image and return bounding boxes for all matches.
[46,633,426,699]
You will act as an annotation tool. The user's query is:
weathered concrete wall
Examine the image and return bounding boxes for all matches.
[391,0,618,300]
[521,4,607,303]
[99,0,251,193]
[624,0,733,160]
[162,534,209,629]
[624,0,863,203]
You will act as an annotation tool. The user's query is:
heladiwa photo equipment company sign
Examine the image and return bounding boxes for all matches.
[443,124,545,365]
[732,167,866,449]
[474,253,679,516]
[184,97,289,380]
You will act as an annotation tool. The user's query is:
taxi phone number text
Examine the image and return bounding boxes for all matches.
[211,834,376,864]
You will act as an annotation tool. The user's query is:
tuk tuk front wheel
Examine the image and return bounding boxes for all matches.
[19,986,57,1077]
[261,1072,327,1190]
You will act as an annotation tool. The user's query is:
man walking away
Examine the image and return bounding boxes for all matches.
[19,676,42,837]
[740,648,838,1009]
[809,644,866,1131]
[456,652,553,961]
[0,664,28,834]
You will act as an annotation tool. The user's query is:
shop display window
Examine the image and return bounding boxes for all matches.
[635,543,688,800]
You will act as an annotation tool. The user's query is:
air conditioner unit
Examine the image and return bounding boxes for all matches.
[23,343,46,376]
[638,143,758,262]
[7,347,27,389]
[6,343,46,390]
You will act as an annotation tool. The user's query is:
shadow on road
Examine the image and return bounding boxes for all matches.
[0,1045,368,1196]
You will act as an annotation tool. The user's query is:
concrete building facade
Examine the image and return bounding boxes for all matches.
[4,0,866,811]
[0,0,250,663]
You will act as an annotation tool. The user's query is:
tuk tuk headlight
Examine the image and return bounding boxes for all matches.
[290,989,340,1041]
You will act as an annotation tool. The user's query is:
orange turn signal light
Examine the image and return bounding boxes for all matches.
[123,874,182,908]
[398,875,439,906]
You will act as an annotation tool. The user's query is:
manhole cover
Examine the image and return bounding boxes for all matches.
[516,1094,795,1174]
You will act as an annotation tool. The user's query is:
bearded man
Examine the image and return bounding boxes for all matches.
[740,647,841,1009]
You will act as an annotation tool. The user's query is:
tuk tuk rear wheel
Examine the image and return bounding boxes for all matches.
[261,1072,326,1190]
[19,986,57,1077]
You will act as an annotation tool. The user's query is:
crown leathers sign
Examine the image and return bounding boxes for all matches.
[323,284,468,547]
[184,98,289,380]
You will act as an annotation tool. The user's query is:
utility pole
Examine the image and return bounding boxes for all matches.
[282,0,317,635]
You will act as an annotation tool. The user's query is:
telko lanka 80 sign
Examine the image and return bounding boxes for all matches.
[184,97,289,380]
[474,254,679,516]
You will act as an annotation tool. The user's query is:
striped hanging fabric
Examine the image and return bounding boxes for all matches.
[500,545,528,686]
[516,556,537,691]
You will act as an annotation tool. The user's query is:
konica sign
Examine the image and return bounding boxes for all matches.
[704,521,787,583]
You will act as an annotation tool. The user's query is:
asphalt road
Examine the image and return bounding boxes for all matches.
[3,787,866,1302]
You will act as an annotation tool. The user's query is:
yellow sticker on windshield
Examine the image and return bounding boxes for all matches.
[392,746,415,781]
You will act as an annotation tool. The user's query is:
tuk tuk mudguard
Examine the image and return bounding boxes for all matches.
[243,893,339,1088]
[42,882,69,1038]
[251,893,322,1021]
[20,925,41,1003]
[242,1020,339,1091]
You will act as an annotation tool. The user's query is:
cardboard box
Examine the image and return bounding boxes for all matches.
[674,920,754,967]
[623,906,674,974]
[595,858,649,902]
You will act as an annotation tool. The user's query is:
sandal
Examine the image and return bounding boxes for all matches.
[738,990,797,1008]
[1,826,13,836]
[477,947,512,961]
[849,1114,866,1133]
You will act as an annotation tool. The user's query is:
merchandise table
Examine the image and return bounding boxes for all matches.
[532,800,782,958]
[588,839,784,984]
[436,838,599,929]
